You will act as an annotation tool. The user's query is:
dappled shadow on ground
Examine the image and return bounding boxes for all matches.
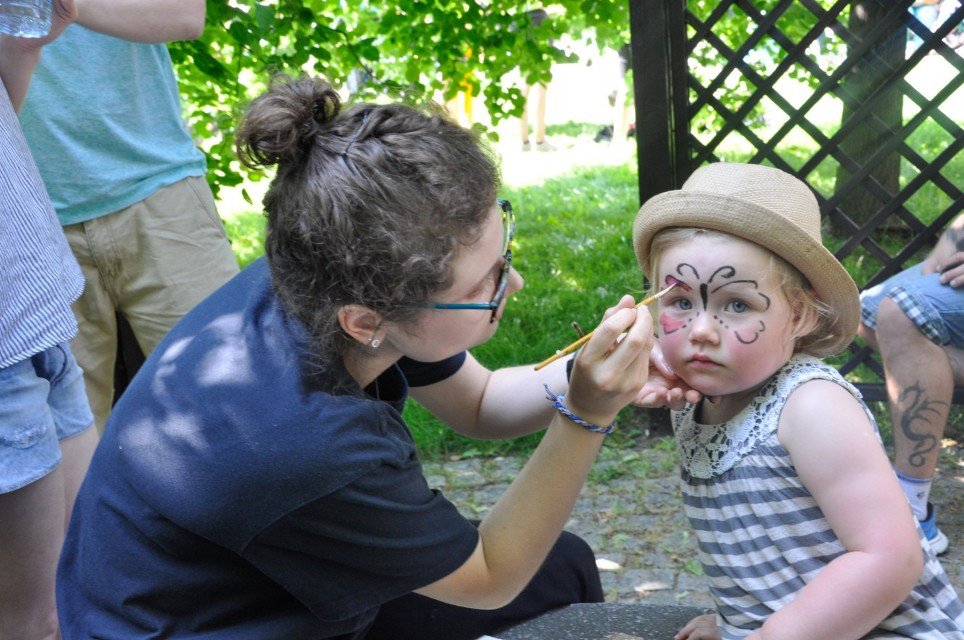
[423,416,963,608]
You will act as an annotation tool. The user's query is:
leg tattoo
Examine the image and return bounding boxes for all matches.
[898,382,948,468]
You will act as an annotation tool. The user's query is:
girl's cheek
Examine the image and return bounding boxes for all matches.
[659,312,686,335]
[726,315,766,347]
[657,326,687,364]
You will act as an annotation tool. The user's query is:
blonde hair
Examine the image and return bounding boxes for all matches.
[646,228,839,357]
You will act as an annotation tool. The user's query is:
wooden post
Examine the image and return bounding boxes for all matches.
[630,0,689,204]
[630,0,688,435]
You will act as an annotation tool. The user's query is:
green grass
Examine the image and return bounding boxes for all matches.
[407,161,649,457]
[544,120,612,140]
[221,120,962,458]
[220,156,649,458]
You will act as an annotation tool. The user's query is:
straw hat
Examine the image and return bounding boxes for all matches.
[632,162,859,355]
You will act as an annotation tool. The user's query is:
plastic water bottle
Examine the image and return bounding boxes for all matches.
[0,0,52,38]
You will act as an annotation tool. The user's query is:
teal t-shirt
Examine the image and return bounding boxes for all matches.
[19,25,207,225]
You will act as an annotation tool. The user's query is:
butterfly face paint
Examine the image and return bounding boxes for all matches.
[654,233,800,400]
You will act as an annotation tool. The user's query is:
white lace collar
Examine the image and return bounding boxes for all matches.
[674,355,853,479]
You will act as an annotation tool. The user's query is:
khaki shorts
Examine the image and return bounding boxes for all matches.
[64,176,240,432]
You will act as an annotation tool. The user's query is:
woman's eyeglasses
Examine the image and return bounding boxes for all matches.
[429,199,515,323]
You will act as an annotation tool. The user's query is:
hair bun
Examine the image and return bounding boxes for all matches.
[236,75,342,169]
[309,91,340,126]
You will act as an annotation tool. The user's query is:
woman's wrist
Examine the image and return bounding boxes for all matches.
[544,385,615,435]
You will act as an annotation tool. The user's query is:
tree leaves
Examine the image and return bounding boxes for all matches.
[175,1,581,197]
[175,1,827,198]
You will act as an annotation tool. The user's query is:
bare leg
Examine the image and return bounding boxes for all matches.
[520,84,531,146]
[875,298,951,482]
[531,83,547,144]
[611,82,631,148]
[60,426,98,522]
[0,424,95,640]
[857,321,879,351]
[946,344,964,385]
[0,470,65,640]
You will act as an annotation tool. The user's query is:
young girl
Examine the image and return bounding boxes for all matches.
[632,163,964,640]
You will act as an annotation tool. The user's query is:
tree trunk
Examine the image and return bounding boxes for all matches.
[834,1,906,232]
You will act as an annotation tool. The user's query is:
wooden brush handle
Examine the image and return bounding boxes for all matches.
[532,283,677,372]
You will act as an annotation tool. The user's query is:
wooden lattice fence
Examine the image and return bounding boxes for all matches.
[630,0,964,403]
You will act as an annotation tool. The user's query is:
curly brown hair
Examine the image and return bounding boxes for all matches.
[235,75,500,365]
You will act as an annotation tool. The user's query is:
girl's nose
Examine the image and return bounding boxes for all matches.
[688,312,720,345]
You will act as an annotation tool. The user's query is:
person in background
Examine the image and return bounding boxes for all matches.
[909,0,942,52]
[610,43,634,147]
[858,211,964,556]
[56,74,693,640]
[519,8,555,152]
[19,0,239,433]
[0,2,97,637]
[593,43,635,147]
[633,163,963,640]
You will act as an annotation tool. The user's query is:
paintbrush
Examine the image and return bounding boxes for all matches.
[533,281,679,371]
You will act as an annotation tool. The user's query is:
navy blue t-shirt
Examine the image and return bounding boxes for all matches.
[57,259,479,639]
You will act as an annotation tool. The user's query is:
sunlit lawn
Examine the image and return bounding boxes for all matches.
[219,133,649,457]
[217,54,962,457]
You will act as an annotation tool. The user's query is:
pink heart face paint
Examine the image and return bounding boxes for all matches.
[653,233,799,399]
[659,312,687,335]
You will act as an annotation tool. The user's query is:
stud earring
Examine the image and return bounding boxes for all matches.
[369,336,381,349]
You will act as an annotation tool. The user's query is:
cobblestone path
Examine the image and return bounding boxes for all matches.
[423,433,962,610]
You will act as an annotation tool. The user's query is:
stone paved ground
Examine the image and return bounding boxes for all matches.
[423,424,962,612]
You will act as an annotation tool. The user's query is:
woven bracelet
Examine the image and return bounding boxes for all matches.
[543,384,615,435]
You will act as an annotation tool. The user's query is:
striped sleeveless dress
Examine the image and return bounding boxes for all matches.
[673,354,964,639]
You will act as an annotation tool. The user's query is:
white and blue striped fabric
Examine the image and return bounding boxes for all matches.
[674,355,964,639]
[0,83,83,368]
